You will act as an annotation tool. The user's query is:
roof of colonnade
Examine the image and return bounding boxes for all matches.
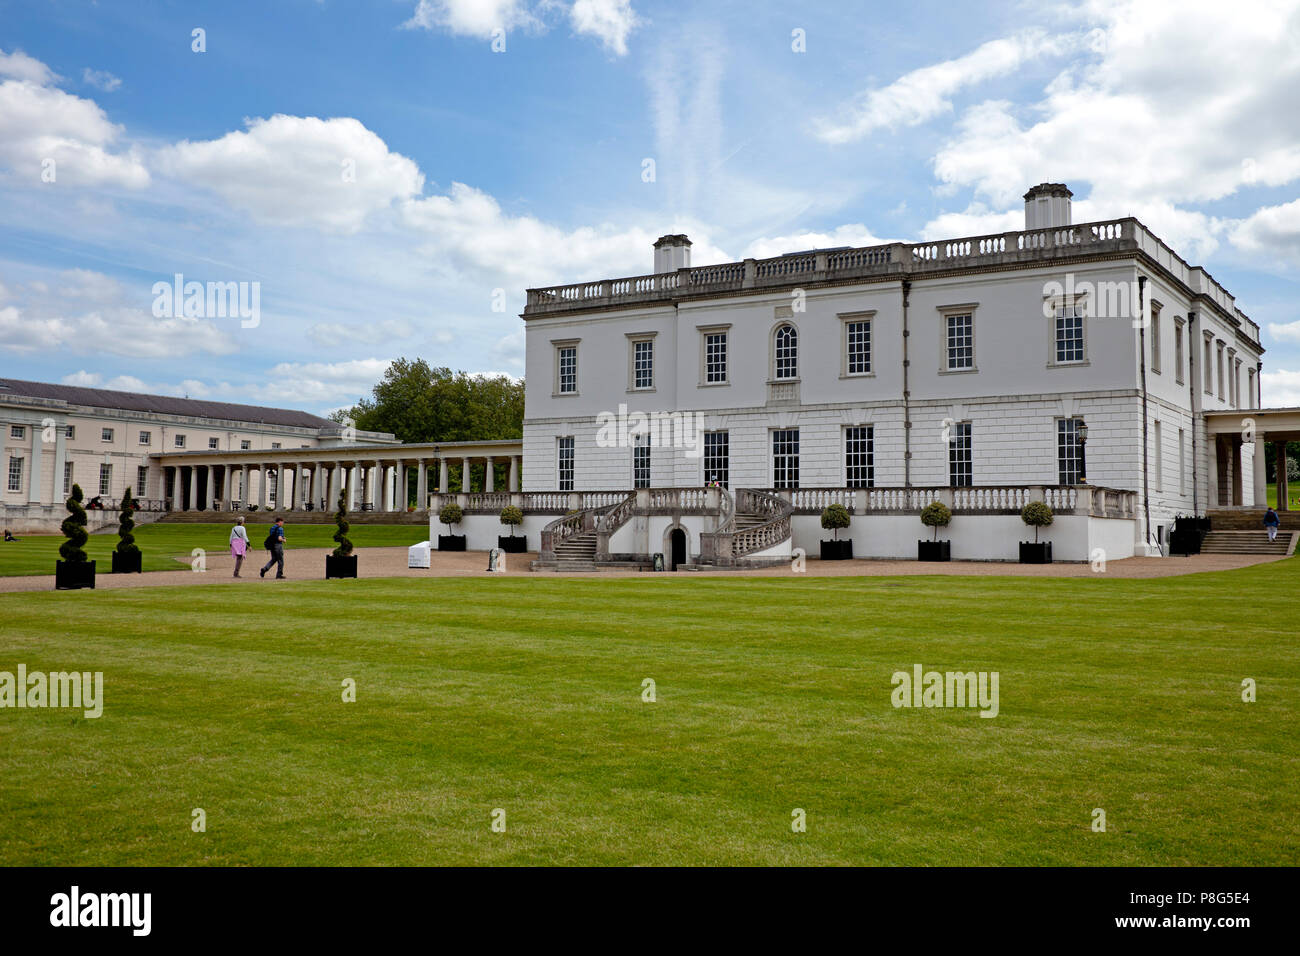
[151,438,523,467]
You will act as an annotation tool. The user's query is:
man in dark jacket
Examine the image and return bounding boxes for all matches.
[1263,507,1281,542]
[260,517,287,578]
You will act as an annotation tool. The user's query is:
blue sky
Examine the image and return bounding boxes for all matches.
[1,0,1297,411]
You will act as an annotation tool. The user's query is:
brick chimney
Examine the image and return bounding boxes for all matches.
[653,234,692,274]
[1023,183,1073,230]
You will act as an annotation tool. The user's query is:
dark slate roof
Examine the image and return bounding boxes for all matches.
[0,378,333,429]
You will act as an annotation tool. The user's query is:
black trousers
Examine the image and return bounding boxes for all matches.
[262,543,285,578]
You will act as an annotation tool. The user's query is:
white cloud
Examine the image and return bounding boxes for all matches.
[404,0,543,38]
[490,328,525,371]
[307,318,413,348]
[814,30,1071,144]
[1268,321,1300,343]
[82,68,122,92]
[1228,198,1300,268]
[741,224,898,260]
[0,49,58,85]
[254,358,395,404]
[920,205,1023,241]
[570,0,639,56]
[0,60,149,188]
[159,115,424,233]
[1262,368,1300,407]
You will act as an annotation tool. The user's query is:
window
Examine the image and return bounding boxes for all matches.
[64,425,75,440]
[136,466,148,497]
[948,422,972,487]
[774,324,798,379]
[1203,336,1214,394]
[208,437,219,450]
[845,426,874,488]
[138,431,150,445]
[1149,304,1161,373]
[1057,419,1083,485]
[174,434,186,448]
[240,440,251,450]
[271,442,281,449]
[7,457,22,492]
[1216,341,1225,400]
[557,437,575,491]
[556,344,578,395]
[946,313,974,370]
[1248,368,1256,408]
[99,463,112,497]
[844,318,872,375]
[631,339,654,390]
[63,461,73,496]
[703,431,729,488]
[268,470,278,504]
[632,434,650,489]
[704,331,728,384]
[1054,305,1084,364]
[101,427,114,442]
[772,429,800,488]
[9,425,24,440]
[1174,320,1185,385]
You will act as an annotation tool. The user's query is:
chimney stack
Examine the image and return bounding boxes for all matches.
[653,234,692,274]
[1023,183,1073,230]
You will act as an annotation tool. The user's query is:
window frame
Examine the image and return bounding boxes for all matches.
[552,339,580,397]
[703,430,729,488]
[101,427,115,443]
[772,323,799,381]
[627,333,656,392]
[557,436,575,491]
[9,425,24,440]
[7,456,23,493]
[771,428,800,489]
[938,305,978,374]
[948,421,973,487]
[98,463,112,497]
[631,433,651,489]
[844,424,874,488]
[840,312,875,378]
[174,434,186,449]
[1057,418,1084,485]
[1173,317,1185,385]
[135,465,149,497]
[698,324,730,386]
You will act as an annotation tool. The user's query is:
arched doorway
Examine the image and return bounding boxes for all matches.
[670,528,687,571]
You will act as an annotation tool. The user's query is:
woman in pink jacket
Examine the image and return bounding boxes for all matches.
[229,516,250,577]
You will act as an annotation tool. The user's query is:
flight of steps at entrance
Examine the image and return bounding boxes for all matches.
[1205,509,1300,531]
[550,531,599,571]
[1199,531,1296,556]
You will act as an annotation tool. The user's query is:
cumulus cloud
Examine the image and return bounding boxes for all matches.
[82,68,122,92]
[254,358,396,404]
[159,115,424,233]
[404,0,638,54]
[0,50,148,188]
[1262,368,1300,407]
[814,30,1072,144]
[740,224,898,260]
[307,318,413,348]
[1228,198,1300,268]
[570,0,639,55]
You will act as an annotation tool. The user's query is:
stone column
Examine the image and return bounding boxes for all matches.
[258,465,268,511]
[283,464,294,511]
[1231,436,1243,506]
[416,458,428,511]
[1277,442,1290,512]
[241,465,250,509]
[349,463,360,511]
[461,457,471,494]
[394,459,405,512]
[223,465,234,509]
[485,456,495,493]
[328,463,340,511]
[438,458,448,493]
[187,466,197,512]
[381,464,392,512]
[509,456,519,492]
[1253,437,1267,509]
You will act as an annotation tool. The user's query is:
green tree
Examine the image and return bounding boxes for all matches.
[60,483,89,563]
[116,487,140,555]
[333,491,353,557]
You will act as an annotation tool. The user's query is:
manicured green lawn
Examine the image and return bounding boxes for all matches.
[1267,482,1300,509]
[0,522,427,577]
[1,561,1296,866]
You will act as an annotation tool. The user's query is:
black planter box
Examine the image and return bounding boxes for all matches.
[325,554,358,579]
[918,540,951,562]
[1168,528,1205,556]
[438,535,466,552]
[820,539,853,560]
[498,535,527,553]
[1019,541,1053,564]
[55,560,96,590]
[111,550,142,574]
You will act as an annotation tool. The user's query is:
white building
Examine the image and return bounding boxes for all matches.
[517,184,1276,565]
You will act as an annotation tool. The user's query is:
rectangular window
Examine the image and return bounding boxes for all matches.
[9,425,24,440]
[65,425,75,440]
[1248,368,1256,408]
[845,320,871,375]
[632,434,650,489]
[138,431,150,445]
[1216,343,1225,400]
[7,457,22,492]
[1174,322,1185,385]
[99,463,112,497]
[1204,338,1213,394]
[208,437,220,450]
[136,466,148,497]
[63,461,73,496]
[632,340,654,390]
[705,332,728,383]
[845,426,874,488]
[948,422,972,487]
[558,346,577,395]
[1057,419,1083,485]
[557,437,575,491]
[174,434,186,448]
[1150,307,1161,373]
[102,427,114,443]
[271,442,281,449]
[772,429,800,489]
[240,440,251,450]
[1055,305,1084,363]
[703,431,729,488]
[946,314,974,370]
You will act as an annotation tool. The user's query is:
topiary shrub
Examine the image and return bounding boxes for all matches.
[439,503,464,535]
[1021,501,1054,543]
[60,483,89,563]
[920,501,952,541]
[116,487,140,555]
[500,505,524,536]
[333,490,353,557]
[820,503,851,540]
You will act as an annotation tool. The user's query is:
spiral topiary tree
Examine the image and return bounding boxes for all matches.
[332,490,353,557]
[60,483,89,563]
[116,487,140,555]
[500,505,524,537]
[1021,501,1054,543]
[820,503,851,540]
[920,501,952,541]
[439,502,464,535]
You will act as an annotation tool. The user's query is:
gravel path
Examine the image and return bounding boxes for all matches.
[0,547,1287,594]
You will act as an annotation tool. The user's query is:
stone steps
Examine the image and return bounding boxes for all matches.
[1199,531,1295,555]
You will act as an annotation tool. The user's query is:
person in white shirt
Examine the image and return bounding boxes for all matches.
[229,516,250,578]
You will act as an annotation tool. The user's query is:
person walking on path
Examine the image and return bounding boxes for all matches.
[261,517,287,579]
[1264,506,1281,542]
[229,516,250,577]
